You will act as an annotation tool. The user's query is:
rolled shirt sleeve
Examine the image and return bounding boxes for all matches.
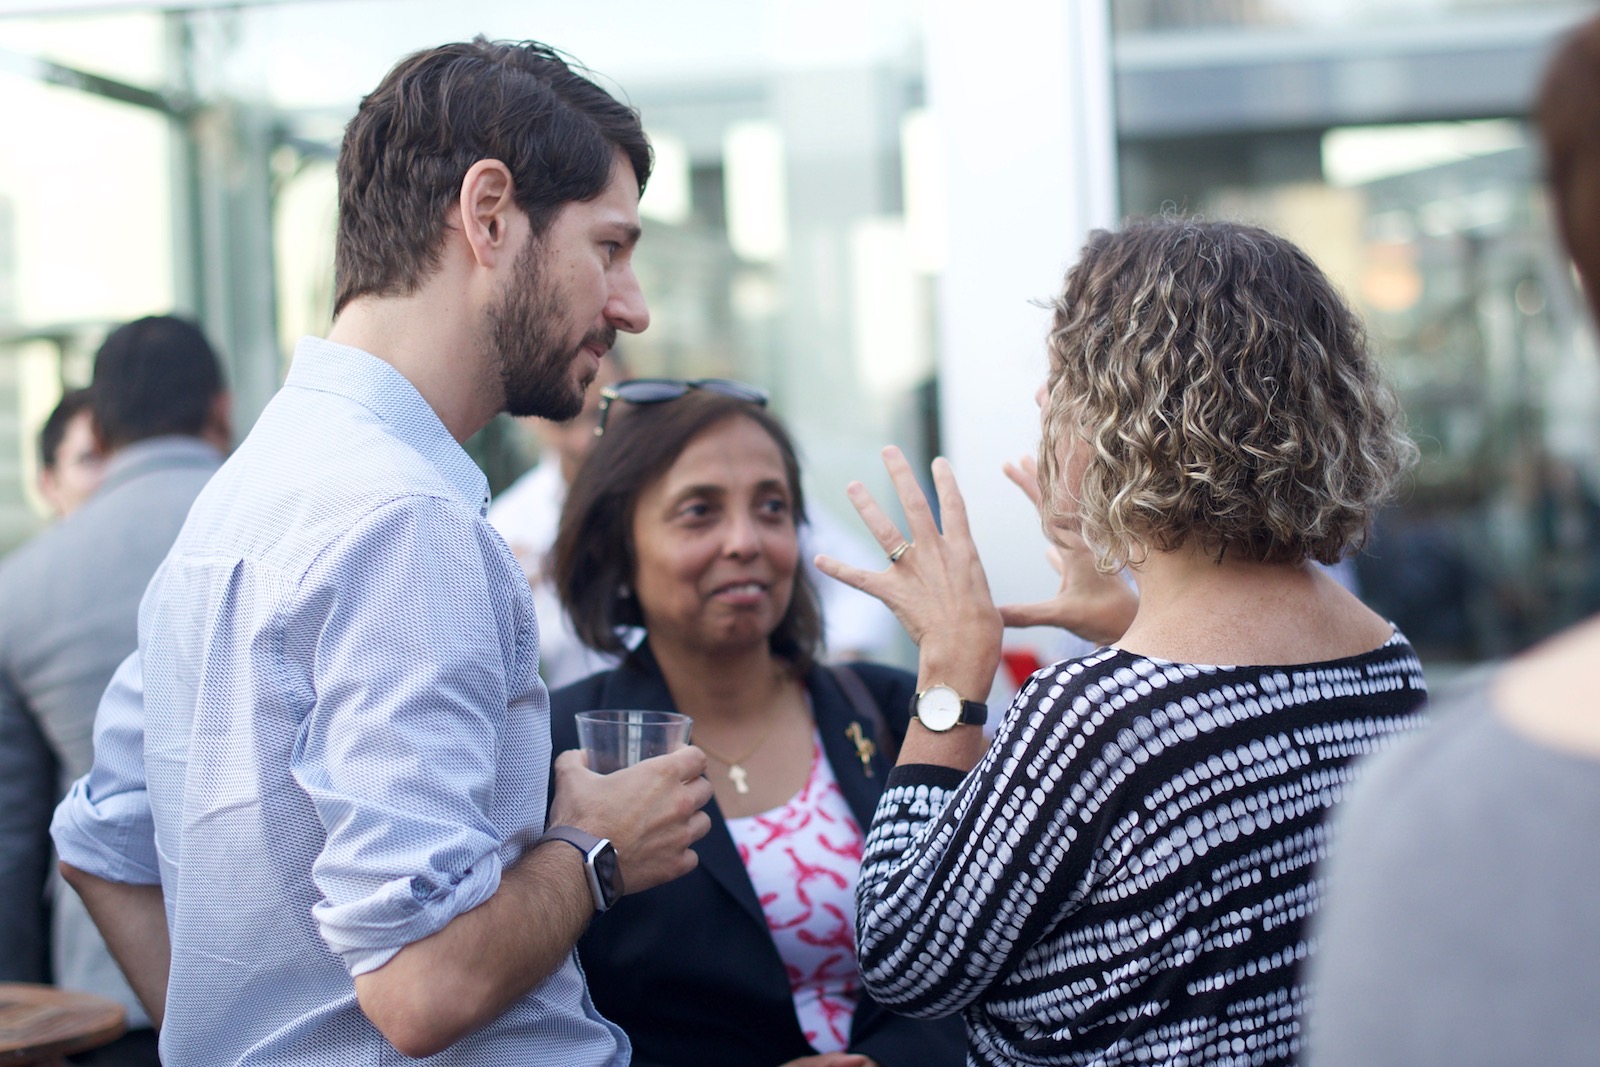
[289,496,545,975]
[52,651,161,886]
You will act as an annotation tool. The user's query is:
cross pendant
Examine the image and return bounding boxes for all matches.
[728,764,750,794]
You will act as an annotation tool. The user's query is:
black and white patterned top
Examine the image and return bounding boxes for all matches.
[856,633,1427,1067]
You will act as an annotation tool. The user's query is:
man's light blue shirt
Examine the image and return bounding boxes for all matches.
[52,337,627,1067]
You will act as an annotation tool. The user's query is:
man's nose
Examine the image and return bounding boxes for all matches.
[607,268,650,334]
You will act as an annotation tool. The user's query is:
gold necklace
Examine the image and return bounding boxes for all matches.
[693,717,781,795]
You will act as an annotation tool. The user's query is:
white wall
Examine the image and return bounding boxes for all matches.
[923,0,1118,669]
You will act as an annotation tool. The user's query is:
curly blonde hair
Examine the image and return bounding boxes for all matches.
[1039,218,1416,572]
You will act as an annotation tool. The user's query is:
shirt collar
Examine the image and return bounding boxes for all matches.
[284,336,491,515]
[98,436,225,495]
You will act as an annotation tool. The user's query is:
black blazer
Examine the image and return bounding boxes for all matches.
[549,645,966,1067]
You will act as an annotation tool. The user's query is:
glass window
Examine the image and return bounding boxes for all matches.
[1114,7,1600,672]
[1114,0,1578,34]
[0,12,175,543]
[7,0,1595,680]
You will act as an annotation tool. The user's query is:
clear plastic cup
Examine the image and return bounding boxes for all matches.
[574,709,693,773]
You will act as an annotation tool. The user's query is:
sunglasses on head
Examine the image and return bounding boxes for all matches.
[594,378,770,436]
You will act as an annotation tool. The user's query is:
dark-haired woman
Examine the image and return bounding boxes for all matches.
[547,382,965,1067]
[819,218,1430,1066]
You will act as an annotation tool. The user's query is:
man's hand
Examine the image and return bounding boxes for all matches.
[998,455,1137,646]
[548,745,713,895]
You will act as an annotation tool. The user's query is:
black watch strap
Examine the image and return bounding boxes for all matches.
[910,684,989,731]
[537,825,623,913]
[951,698,987,726]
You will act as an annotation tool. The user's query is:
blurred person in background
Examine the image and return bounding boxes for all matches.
[50,38,711,1067]
[35,388,105,520]
[818,218,1427,1066]
[1308,16,1600,1066]
[0,387,106,985]
[490,353,901,689]
[0,314,230,1067]
[547,383,966,1067]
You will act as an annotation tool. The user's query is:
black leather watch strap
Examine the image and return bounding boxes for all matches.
[911,684,989,731]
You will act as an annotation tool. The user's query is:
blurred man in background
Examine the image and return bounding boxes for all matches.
[0,387,107,986]
[35,388,104,520]
[0,314,229,1066]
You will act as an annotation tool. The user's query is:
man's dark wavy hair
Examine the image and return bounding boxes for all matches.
[333,37,652,315]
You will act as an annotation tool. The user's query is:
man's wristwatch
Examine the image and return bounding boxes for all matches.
[910,684,988,732]
[537,826,623,914]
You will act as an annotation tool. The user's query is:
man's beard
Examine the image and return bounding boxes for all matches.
[488,236,615,420]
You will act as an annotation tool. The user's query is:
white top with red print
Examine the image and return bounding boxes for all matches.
[725,732,866,1054]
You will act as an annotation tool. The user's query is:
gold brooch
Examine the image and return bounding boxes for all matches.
[845,722,876,777]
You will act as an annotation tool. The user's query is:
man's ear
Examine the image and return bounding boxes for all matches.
[204,392,234,453]
[88,412,111,455]
[36,465,62,514]
[458,159,519,269]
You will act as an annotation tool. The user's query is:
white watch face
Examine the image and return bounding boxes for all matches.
[917,686,963,731]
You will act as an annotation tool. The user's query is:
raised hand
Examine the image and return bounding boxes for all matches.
[998,454,1136,646]
[813,446,1002,706]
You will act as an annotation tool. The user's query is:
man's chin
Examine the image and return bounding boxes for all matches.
[557,385,588,424]
[506,383,584,422]
[501,348,592,420]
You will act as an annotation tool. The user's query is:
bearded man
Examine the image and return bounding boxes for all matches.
[51,38,712,1067]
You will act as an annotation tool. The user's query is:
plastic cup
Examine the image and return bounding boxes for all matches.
[575,710,693,773]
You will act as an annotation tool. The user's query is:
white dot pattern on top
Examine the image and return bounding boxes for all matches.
[855,635,1427,1067]
[49,337,626,1066]
[725,732,866,1053]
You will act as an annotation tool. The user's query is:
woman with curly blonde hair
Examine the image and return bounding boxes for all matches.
[818,217,1429,1066]
[1040,219,1413,574]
